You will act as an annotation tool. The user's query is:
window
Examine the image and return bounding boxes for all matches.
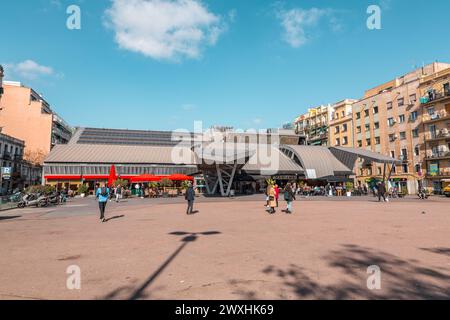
[427,107,435,115]
[390,151,395,158]
[365,124,370,131]
[402,164,408,173]
[356,126,362,133]
[401,149,408,161]
[409,94,417,104]
[373,106,379,114]
[375,137,381,145]
[356,112,361,119]
[335,126,340,134]
[398,97,404,106]
[410,111,418,121]
[400,131,406,140]
[343,136,348,145]
[377,167,382,175]
[366,138,371,146]
[414,146,420,156]
[335,138,340,146]
[412,128,419,138]
[389,134,395,142]
[399,114,405,123]
[341,111,345,118]
[374,122,380,129]
[342,124,347,132]
[357,140,362,147]
[364,109,370,117]
[387,101,393,110]
[415,164,421,173]
[388,117,395,127]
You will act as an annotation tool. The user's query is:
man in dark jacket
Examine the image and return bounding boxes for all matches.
[185,183,195,215]
[284,183,296,214]
[377,182,387,202]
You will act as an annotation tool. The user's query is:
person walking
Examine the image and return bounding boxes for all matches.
[96,183,110,222]
[274,184,280,208]
[185,183,195,215]
[267,185,277,214]
[115,184,123,203]
[377,182,387,202]
[284,183,296,214]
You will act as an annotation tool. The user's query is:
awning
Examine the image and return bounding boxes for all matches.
[329,146,401,166]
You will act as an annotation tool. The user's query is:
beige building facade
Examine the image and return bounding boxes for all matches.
[352,62,450,194]
[0,81,72,165]
[329,99,357,148]
[418,67,450,193]
[294,105,332,146]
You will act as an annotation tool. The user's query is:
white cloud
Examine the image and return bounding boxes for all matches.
[276,7,340,48]
[253,118,263,125]
[105,0,227,61]
[5,60,54,80]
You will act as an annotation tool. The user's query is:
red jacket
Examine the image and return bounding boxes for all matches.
[274,187,280,199]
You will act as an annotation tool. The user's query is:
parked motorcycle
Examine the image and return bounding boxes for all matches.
[18,193,49,208]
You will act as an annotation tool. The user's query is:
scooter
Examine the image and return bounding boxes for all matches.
[47,192,60,206]
[18,193,49,208]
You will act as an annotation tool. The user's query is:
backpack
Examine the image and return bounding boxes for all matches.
[100,187,108,197]
[284,190,290,201]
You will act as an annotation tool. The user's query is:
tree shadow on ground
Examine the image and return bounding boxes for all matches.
[243,244,450,299]
[0,215,21,221]
[101,230,221,300]
[420,247,450,257]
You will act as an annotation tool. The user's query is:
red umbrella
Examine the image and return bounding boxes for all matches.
[168,174,194,181]
[130,174,161,183]
[107,165,118,187]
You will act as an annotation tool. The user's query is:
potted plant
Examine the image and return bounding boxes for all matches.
[160,178,173,198]
[345,182,354,197]
[77,184,89,198]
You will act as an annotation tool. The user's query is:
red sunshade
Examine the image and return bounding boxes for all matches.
[167,174,194,181]
[108,165,118,187]
[45,175,82,180]
[130,174,162,183]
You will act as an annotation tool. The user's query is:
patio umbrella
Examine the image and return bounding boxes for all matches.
[168,174,194,181]
[130,174,161,183]
[107,165,118,187]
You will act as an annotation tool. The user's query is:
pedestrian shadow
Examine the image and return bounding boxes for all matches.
[0,215,21,221]
[102,230,221,300]
[421,247,450,257]
[105,215,125,222]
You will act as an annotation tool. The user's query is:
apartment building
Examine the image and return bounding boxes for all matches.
[294,105,332,146]
[329,99,357,148]
[0,81,73,165]
[0,65,4,99]
[352,62,450,194]
[418,67,450,193]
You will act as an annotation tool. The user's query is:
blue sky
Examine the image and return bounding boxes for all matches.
[1,0,449,131]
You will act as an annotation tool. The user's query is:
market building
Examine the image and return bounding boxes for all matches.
[43,127,397,196]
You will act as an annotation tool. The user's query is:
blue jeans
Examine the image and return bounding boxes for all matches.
[287,201,292,211]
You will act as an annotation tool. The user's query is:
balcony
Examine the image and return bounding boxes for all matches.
[422,110,449,124]
[426,168,450,178]
[424,130,450,142]
[425,151,450,160]
[420,89,450,105]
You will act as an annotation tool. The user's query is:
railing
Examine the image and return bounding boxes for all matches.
[426,168,450,177]
[426,151,450,159]
[422,111,448,122]
[424,131,450,141]
[420,88,450,105]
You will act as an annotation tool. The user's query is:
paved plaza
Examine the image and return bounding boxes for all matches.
[0,195,449,300]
